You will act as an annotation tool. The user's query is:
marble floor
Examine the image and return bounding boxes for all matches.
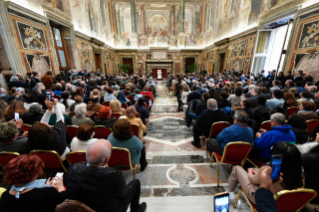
[124,81,251,212]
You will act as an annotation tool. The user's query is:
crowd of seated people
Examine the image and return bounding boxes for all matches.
[0,70,156,211]
[1,68,319,211]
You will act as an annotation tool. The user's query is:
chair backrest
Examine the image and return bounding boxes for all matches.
[21,124,32,132]
[30,150,67,172]
[123,90,127,96]
[127,96,134,103]
[68,112,75,118]
[149,87,153,93]
[222,142,252,164]
[90,112,99,121]
[108,147,134,170]
[287,106,299,118]
[130,124,139,138]
[275,188,317,212]
[260,120,272,131]
[66,151,87,165]
[94,126,112,139]
[55,199,95,212]
[306,119,319,136]
[103,101,110,107]
[142,95,151,106]
[135,112,140,118]
[210,121,231,138]
[111,112,123,119]
[121,103,128,109]
[66,125,79,141]
[54,95,62,101]
[0,151,20,168]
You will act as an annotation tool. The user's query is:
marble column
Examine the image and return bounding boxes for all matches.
[175,7,179,35]
[170,5,175,36]
[112,4,118,36]
[108,0,116,34]
[140,5,146,35]
[201,0,206,34]
[179,0,185,33]
[115,4,122,37]
[195,10,200,33]
[131,0,137,34]
[0,0,25,77]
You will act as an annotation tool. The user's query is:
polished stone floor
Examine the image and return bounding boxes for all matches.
[123,81,251,212]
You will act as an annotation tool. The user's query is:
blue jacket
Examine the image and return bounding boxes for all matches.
[54,90,63,96]
[253,125,296,160]
[217,124,254,148]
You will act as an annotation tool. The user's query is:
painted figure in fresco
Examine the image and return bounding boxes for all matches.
[30,55,51,80]
[81,43,90,58]
[300,22,319,48]
[71,0,81,8]
[88,0,96,33]
[22,27,46,51]
[187,34,196,46]
[63,0,71,15]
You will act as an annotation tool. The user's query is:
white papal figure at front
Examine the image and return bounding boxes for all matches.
[157,69,162,80]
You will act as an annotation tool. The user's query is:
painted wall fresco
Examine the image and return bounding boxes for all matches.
[29,0,71,15]
[286,15,319,81]
[76,38,95,72]
[64,39,76,69]
[0,34,12,72]
[102,49,119,74]
[9,14,56,79]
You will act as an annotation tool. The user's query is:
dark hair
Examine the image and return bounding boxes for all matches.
[28,122,52,147]
[202,92,210,101]
[77,123,94,141]
[112,119,133,140]
[234,87,243,97]
[61,91,69,109]
[209,87,218,99]
[287,114,307,129]
[257,96,267,105]
[271,142,303,190]
[219,91,228,99]
[137,97,144,106]
[301,90,312,99]
[56,84,62,91]
[295,81,302,87]
[242,99,251,108]
[301,101,316,111]
[273,90,284,99]
[273,80,280,86]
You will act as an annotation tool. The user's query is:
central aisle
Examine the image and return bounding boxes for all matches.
[124,81,250,212]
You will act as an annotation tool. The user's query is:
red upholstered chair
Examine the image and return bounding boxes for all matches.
[306,119,319,137]
[130,124,141,140]
[127,96,134,103]
[287,106,299,118]
[30,150,67,173]
[21,124,32,132]
[66,151,87,165]
[246,157,266,168]
[121,103,128,109]
[123,90,128,96]
[90,112,99,121]
[111,112,123,119]
[68,112,75,118]
[210,142,252,186]
[108,147,138,179]
[260,120,272,131]
[94,125,112,139]
[203,121,230,152]
[234,188,317,212]
[53,95,62,101]
[103,101,110,107]
[0,151,20,169]
[148,87,153,94]
[142,94,152,107]
[135,112,141,118]
[66,125,79,141]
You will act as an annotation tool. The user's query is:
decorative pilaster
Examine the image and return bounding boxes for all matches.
[179,0,185,33]
[170,5,175,35]
[140,5,146,35]
[115,4,122,37]
[130,0,137,34]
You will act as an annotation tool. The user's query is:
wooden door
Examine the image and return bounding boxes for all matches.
[95,54,100,70]
[185,58,195,73]
[219,53,225,73]
[162,69,167,78]
[122,58,134,75]
[152,69,157,79]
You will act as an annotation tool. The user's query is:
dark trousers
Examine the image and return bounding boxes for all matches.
[207,138,224,156]
[121,179,141,212]
[249,149,269,163]
[193,126,202,146]
[140,146,147,169]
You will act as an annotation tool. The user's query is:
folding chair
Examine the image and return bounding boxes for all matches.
[111,112,123,119]
[211,142,252,186]
[234,188,317,212]
[306,119,319,137]
[66,151,87,165]
[21,124,32,132]
[66,125,79,141]
[94,125,112,139]
[0,151,20,169]
[30,150,67,173]
[108,147,138,179]
[287,106,299,118]
[121,103,128,109]
[103,101,110,107]
[260,120,272,131]
[130,123,141,140]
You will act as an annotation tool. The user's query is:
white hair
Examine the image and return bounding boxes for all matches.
[18,87,25,94]
[10,76,19,82]
[74,103,87,117]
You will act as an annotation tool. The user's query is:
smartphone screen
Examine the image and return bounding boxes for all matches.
[46,91,52,101]
[270,154,282,182]
[51,172,64,186]
[149,100,152,106]
[14,113,19,121]
[214,192,229,212]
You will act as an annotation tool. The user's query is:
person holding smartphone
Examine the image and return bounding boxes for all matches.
[227,142,303,204]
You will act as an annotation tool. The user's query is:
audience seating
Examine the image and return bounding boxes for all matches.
[260,120,272,132]
[111,112,123,119]
[127,96,134,103]
[94,125,112,139]
[203,121,230,155]
[142,94,152,107]
[53,95,62,101]
[55,199,95,212]
[286,106,299,118]
[306,119,319,137]
[136,112,140,118]
[66,125,79,141]
[211,142,251,186]
[21,124,32,132]
[234,188,317,212]
[246,157,266,168]
[123,90,127,96]
[89,112,99,121]
[68,112,75,118]
[130,123,141,140]
[66,151,87,165]
[30,150,67,173]
[108,147,138,179]
[0,151,20,169]
[121,103,128,109]
[103,101,110,107]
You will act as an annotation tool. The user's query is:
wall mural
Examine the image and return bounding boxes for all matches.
[232,58,243,71]
[233,41,246,57]
[30,0,71,15]
[25,54,52,77]
[76,38,95,72]
[298,20,319,49]
[0,34,11,72]
[294,53,319,81]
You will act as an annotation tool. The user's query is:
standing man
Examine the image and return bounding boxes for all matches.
[42,71,54,90]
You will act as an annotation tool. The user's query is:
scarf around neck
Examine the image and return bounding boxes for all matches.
[11,179,48,198]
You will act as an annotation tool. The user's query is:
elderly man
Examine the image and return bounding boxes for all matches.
[9,75,30,89]
[207,110,254,155]
[0,88,10,102]
[250,113,296,162]
[65,139,147,212]
[191,98,228,148]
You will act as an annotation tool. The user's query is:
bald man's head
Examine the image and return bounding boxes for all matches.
[86,139,112,166]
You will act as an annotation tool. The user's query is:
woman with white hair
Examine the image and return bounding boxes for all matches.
[72,103,94,126]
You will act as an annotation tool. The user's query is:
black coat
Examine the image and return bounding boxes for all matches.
[195,109,228,136]
[217,99,231,109]
[21,112,43,125]
[65,162,129,212]
[196,100,207,116]
[255,188,278,212]
[291,127,308,145]
[302,151,319,204]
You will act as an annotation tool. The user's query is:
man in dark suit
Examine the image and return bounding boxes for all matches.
[187,85,201,103]
[191,98,228,148]
[302,73,313,87]
[217,91,231,109]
